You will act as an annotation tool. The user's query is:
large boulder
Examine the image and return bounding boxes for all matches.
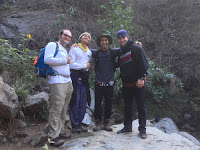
[153,117,180,134]
[61,119,200,150]
[25,92,49,112]
[0,77,19,119]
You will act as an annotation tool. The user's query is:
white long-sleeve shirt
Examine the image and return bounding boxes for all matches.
[44,42,71,84]
[69,47,92,70]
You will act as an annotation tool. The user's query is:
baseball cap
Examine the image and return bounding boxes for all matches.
[116,30,128,38]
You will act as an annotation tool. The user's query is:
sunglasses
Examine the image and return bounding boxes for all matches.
[63,33,71,39]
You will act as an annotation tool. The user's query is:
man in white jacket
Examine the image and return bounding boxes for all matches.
[44,29,73,147]
[69,32,92,133]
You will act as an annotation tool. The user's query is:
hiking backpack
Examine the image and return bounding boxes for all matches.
[33,42,59,78]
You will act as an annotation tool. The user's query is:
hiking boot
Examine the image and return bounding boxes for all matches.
[104,119,113,132]
[31,132,48,147]
[93,120,103,132]
[117,127,132,134]
[71,126,81,133]
[50,137,64,147]
[59,132,71,139]
[139,130,147,139]
[79,125,88,132]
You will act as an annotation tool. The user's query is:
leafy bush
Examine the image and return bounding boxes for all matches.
[146,59,183,103]
[0,34,39,100]
[12,81,29,102]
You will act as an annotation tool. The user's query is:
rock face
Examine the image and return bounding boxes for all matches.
[61,120,200,150]
[0,77,19,119]
[0,0,57,47]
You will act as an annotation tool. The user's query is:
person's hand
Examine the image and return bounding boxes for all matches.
[66,55,71,64]
[85,63,90,69]
[136,79,144,88]
[135,41,142,47]
[70,43,78,49]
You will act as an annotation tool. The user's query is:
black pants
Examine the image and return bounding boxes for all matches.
[94,84,113,121]
[122,85,146,132]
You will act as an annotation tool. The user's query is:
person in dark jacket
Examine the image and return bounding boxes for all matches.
[92,34,119,132]
[116,30,148,139]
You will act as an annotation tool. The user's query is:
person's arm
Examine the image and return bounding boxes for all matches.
[69,48,88,70]
[44,42,68,66]
[90,49,97,58]
[135,46,148,88]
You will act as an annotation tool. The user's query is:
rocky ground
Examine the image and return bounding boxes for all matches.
[0,120,93,150]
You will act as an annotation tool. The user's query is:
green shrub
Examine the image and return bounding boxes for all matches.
[12,81,29,102]
[0,34,39,100]
[146,59,183,103]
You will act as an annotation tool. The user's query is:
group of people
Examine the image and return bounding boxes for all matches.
[43,28,148,147]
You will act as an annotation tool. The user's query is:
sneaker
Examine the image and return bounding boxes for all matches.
[71,126,81,133]
[117,127,132,134]
[59,132,71,139]
[50,137,64,147]
[139,131,147,139]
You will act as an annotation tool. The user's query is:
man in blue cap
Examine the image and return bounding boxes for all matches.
[116,30,148,139]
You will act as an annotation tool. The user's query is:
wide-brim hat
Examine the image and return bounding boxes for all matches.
[96,34,112,47]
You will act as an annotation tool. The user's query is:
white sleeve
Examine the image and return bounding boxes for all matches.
[69,48,87,70]
[44,42,68,66]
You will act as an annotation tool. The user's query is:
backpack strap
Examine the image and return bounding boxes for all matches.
[54,42,59,57]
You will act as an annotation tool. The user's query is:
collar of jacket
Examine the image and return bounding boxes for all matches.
[120,40,134,50]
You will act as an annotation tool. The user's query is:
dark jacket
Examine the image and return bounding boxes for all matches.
[91,48,120,73]
[119,40,148,83]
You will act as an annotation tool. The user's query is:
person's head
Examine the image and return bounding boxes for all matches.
[116,30,129,46]
[96,34,112,51]
[58,29,72,46]
[78,32,91,45]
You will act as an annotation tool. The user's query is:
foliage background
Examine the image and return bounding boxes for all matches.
[0,0,200,140]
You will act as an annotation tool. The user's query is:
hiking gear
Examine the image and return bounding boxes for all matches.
[104,119,113,132]
[117,127,132,134]
[33,42,59,78]
[139,130,147,139]
[96,34,112,46]
[93,120,103,132]
[79,125,88,132]
[50,137,64,147]
[59,132,71,139]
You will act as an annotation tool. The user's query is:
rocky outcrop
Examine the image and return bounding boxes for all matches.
[61,120,200,150]
[0,77,19,119]
[153,118,179,134]
[25,92,49,112]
